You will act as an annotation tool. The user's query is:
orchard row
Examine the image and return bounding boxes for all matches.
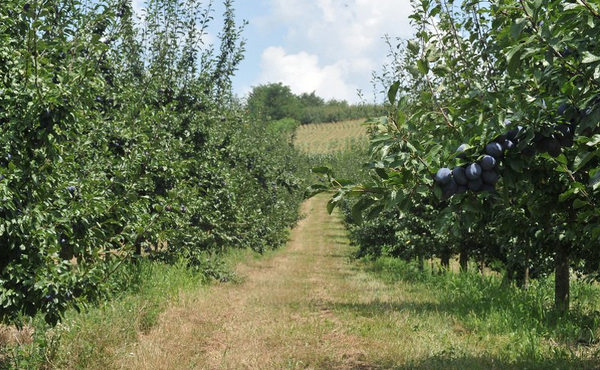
[0,0,307,324]
[319,1,600,315]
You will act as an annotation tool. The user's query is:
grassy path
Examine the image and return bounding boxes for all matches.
[114,194,551,370]
[119,194,377,369]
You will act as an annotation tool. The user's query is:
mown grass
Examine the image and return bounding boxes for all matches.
[0,250,253,370]
[354,257,600,369]
[294,119,369,154]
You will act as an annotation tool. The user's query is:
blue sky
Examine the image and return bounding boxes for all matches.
[134,0,415,103]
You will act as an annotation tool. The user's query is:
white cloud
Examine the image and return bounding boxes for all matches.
[252,0,414,102]
[257,47,358,101]
[262,0,413,59]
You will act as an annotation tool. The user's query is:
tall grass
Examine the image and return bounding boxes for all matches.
[0,252,243,370]
[367,257,600,366]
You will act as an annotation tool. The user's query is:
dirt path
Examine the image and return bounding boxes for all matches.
[117,194,381,369]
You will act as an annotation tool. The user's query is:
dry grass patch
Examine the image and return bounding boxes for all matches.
[0,325,34,348]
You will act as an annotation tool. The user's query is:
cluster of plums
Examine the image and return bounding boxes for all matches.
[434,107,579,199]
[435,140,507,199]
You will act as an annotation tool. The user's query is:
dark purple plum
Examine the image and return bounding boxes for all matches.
[435,168,452,185]
[456,144,468,159]
[480,155,496,171]
[536,136,560,155]
[557,103,569,115]
[482,170,499,185]
[452,167,468,185]
[556,125,574,147]
[465,163,482,180]
[521,146,537,157]
[506,126,523,141]
[442,178,458,199]
[502,139,515,151]
[485,142,503,158]
[467,178,483,192]
[482,184,496,193]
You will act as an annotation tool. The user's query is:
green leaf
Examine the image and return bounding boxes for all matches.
[366,205,384,220]
[326,198,336,214]
[582,51,600,64]
[506,44,523,77]
[585,134,600,147]
[388,81,400,105]
[351,197,375,225]
[375,168,389,180]
[311,166,333,176]
[509,158,524,173]
[433,184,442,200]
[388,189,403,208]
[304,185,328,199]
[573,199,589,209]
[593,227,600,240]
[407,40,420,54]
[397,109,407,127]
[574,151,598,171]
[560,80,575,96]
[589,169,600,190]
[417,59,429,75]
[563,3,585,11]
[510,18,527,39]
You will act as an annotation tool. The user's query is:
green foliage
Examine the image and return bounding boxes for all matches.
[246,82,300,122]
[268,117,300,134]
[0,0,308,326]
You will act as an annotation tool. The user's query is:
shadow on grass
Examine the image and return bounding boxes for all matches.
[379,356,600,370]
[326,258,600,367]
[360,259,600,342]
[332,299,440,319]
[312,351,600,370]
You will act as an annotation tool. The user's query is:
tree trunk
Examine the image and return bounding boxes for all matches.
[440,252,451,271]
[523,250,530,290]
[418,254,424,272]
[504,263,514,285]
[459,249,468,272]
[555,242,570,315]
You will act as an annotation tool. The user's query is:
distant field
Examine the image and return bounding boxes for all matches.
[294,119,370,154]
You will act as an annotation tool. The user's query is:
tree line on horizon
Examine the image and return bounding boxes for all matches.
[245,82,386,126]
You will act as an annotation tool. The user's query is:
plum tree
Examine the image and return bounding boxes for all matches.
[315,0,600,316]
